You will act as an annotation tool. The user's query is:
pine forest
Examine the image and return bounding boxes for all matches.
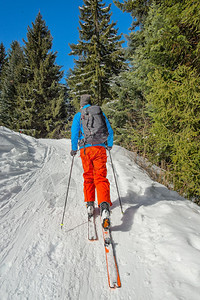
[0,0,199,202]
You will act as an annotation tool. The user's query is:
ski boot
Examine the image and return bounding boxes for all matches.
[86,202,94,218]
[100,202,110,230]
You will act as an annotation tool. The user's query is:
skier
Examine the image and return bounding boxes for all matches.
[70,94,114,229]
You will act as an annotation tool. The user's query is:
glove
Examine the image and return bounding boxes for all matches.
[106,146,112,151]
[70,150,77,156]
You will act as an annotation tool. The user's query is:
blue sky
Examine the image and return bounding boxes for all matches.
[0,0,132,80]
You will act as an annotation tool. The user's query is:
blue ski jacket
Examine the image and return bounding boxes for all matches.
[71,104,114,151]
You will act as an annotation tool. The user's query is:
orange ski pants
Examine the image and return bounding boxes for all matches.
[80,146,112,207]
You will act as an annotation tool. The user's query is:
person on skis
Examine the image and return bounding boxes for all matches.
[70,94,113,229]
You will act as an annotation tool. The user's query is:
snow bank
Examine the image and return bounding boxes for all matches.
[0,127,200,300]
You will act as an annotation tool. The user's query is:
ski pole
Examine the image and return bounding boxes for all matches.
[108,150,123,214]
[60,155,75,229]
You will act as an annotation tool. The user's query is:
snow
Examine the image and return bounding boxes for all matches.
[1,126,200,300]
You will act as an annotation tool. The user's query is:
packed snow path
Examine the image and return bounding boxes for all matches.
[1,127,200,300]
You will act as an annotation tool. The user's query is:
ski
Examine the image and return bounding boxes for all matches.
[88,213,97,241]
[102,225,121,288]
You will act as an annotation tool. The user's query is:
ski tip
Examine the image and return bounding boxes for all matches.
[61,223,64,229]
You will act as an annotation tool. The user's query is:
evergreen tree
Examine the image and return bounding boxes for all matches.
[68,0,125,108]
[0,41,26,127]
[114,0,164,29]
[113,0,200,199]
[110,0,152,155]
[17,12,66,137]
[147,66,200,198]
[0,42,7,125]
[0,42,7,79]
[144,1,200,198]
[108,68,150,154]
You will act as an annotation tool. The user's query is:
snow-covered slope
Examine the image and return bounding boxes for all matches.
[0,126,200,300]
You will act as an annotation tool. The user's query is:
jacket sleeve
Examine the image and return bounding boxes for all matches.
[71,112,81,151]
[104,114,114,147]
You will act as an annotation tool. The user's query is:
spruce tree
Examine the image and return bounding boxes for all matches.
[113,0,200,199]
[0,42,7,125]
[114,0,164,29]
[0,41,25,128]
[68,0,125,108]
[0,42,7,79]
[144,1,200,198]
[109,0,153,155]
[147,66,200,198]
[18,12,66,137]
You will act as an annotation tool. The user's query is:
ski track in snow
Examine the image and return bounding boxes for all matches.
[0,126,200,300]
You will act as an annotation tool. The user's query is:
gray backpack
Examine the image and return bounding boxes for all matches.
[79,105,109,146]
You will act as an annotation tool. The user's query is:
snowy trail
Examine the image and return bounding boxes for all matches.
[1,127,200,300]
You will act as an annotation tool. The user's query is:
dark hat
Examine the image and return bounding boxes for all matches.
[80,94,91,107]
